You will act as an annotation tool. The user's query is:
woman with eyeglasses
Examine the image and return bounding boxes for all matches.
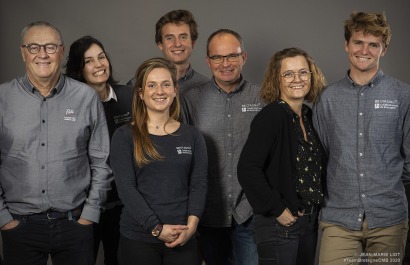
[237,47,326,265]
[65,35,133,265]
[110,57,207,265]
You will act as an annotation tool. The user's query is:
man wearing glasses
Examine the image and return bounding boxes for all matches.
[127,9,209,96]
[181,29,263,265]
[0,21,111,264]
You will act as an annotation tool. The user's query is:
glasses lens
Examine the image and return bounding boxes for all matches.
[45,44,57,54]
[28,44,40,54]
[227,54,240,62]
[210,56,223,63]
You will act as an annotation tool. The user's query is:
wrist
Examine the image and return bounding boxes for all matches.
[151,223,163,237]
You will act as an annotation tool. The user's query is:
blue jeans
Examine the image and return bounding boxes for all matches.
[198,216,258,265]
[254,212,318,265]
[1,214,94,265]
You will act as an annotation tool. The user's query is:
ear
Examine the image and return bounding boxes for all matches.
[206,56,211,69]
[21,47,26,62]
[344,40,349,53]
[241,52,248,65]
[381,46,387,57]
[138,88,143,100]
[191,40,196,49]
[157,42,164,52]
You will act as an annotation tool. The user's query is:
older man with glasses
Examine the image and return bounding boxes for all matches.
[181,29,264,265]
[0,21,112,265]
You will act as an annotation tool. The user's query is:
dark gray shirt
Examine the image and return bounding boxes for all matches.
[110,123,208,243]
[181,77,264,227]
[313,70,410,230]
[0,75,112,226]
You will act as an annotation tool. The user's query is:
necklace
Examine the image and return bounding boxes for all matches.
[149,121,167,129]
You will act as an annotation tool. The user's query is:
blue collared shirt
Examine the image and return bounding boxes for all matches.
[313,69,410,230]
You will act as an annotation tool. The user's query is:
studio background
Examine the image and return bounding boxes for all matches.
[1,0,409,86]
[0,1,409,264]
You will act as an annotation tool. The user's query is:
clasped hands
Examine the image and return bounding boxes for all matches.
[276,208,303,227]
[158,224,196,248]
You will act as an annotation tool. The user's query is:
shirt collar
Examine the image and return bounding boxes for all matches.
[179,65,194,82]
[211,75,245,94]
[345,68,384,88]
[103,84,117,102]
[22,74,65,96]
[278,99,308,118]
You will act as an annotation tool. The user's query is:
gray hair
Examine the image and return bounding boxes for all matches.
[21,21,63,45]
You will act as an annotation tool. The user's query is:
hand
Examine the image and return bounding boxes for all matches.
[77,218,93,225]
[158,224,188,244]
[165,215,199,248]
[276,208,298,226]
[1,220,20,230]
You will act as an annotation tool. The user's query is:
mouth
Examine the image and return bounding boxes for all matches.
[153,98,167,102]
[290,85,305,89]
[356,56,371,61]
[93,70,106,76]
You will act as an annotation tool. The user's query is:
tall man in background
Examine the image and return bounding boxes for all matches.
[127,9,208,96]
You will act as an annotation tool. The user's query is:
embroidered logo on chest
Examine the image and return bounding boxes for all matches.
[374,100,398,110]
[64,109,76,122]
[176,146,192,155]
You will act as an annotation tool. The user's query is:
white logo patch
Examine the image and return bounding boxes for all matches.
[241,103,262,112]
[114,112,131,124]
[374,100,398,110]
[176,146,192,155]
[64,109,76,121]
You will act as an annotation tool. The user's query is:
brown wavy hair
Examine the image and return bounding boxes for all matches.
[261,47,325,103]
[131,57,180,167]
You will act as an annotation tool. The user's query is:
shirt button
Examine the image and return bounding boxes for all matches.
[42,166,45,169]
[42,120,45,123]
[228,194,232,198]
[227,153,232,156]
[228,174,232,178]
[41,143,45,146]
[359,153,363,156]
[361,93,364,96]
[359,214,362,217]
[228,133,232,137]
[359,132,363,136]
[360,173,364,177]
[358,218,362,221]
[362,194,365,198]
[359,113,363,116]
[227,114,231,118]
[42,190,45,193]
[43,98,46,101]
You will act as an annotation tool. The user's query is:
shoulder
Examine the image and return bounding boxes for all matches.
[0,78,19,93]
[252,101,289,126]
[113,124,132,140]
[182,81,212,99]
[64,76,99,99]
[112,84,133,94]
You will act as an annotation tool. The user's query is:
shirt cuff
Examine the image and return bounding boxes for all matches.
[80,204,101,223]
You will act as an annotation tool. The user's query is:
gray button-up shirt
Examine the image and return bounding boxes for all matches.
[181,77,264,227]
[0,74,112,226]
[313,70,410,230]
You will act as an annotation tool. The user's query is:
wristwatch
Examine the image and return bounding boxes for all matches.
[151,224,163,237]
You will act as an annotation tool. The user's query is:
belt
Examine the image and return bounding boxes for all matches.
[14,207,82,220]
[301,204,320,215]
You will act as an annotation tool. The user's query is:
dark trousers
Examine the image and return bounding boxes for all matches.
[197,216,258,265]
[118,234,198,265]
[254,212,318,265]
[1,214,94,265]
[94,205,122,265]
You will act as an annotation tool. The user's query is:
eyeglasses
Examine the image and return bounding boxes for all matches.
[21,43,63,54]
[281,69,312,83]
[208,53,242,64]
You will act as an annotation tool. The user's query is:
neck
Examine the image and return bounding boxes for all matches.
[28,74,60,97]
[215,78,240,93]
[91,83,109,101]
[175,62,190,80]
[283,98,303,116]
[349,67,378,86]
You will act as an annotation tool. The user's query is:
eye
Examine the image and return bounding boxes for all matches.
[299,70,309,76]
[370,43,379,48]
[180,34,189,40]
[282,72,294,78]
[147,83,156,88]
[165,36,174,41]
[84,59,91,64]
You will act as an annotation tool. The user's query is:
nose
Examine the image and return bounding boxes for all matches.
[174,37,181,47]
[221,57,231,66]
[293,73,302,82]
[37,46,49,57]
[360,44,369,54]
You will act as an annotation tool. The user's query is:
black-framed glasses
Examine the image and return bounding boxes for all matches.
[281,69,312,83]
[208,53,242,64]
[21,43,63,54]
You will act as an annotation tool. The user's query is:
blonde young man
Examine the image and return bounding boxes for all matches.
[313,12,410,265]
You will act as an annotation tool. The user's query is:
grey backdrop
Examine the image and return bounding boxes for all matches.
[1,0,409,86]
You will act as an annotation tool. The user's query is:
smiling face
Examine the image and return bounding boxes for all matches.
[21,25,64,88]
[157,23,194,65]
[82,43,110,87]
[345,30,386,78]
[206,33,247,93]
[139,67,177,116]
[279,56,311,105]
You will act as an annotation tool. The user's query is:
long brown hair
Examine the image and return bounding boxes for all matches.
[131,57,180,167]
